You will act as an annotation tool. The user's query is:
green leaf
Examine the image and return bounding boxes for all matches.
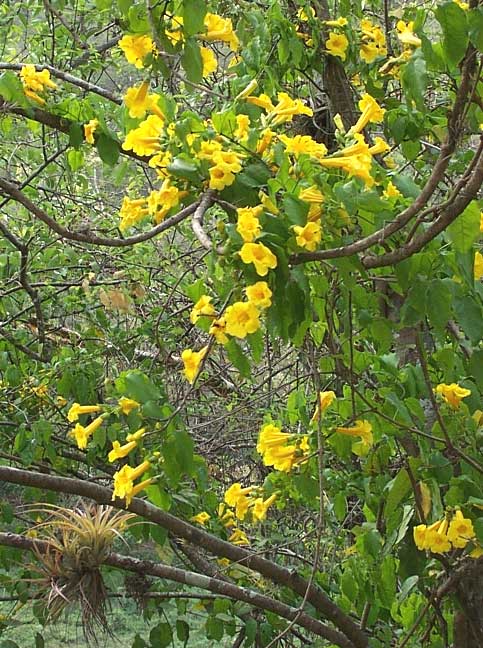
[454,295,483,344]
[167,157,201,183]
[341,570,358,602]
[205,616,224,641]
[225,339,251,377]
[385,468,411,517]
[116,370,161,403]
[237,163,272,188]
[67,149,84,171]
[447,201,480,252]
[0,71,30,109]
[68,122,84,149]
[435,2,468,66]
[282,194,308,226]
[468,8,483,51]
[401,50,428,112]
[149,622,173,648]
[176,620,190,643]
[132,635,148,648]
[96,133,120,166]
[474,517,483,544]
[426,279,452,335]
[35,634,44,648]
[181,39,203,83]
[182,0,206,36]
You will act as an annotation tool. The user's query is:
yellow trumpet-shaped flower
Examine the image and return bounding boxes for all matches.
[67,402,101,423]
[118,34,154,68]
[126,427,146,442]
[209,317,229,345]
[224,301,260,338]
[124,81,164,120]
[245,282,272,309]
[434,383,471,409]
[325,32,349,60]
[239,242,277,276]
[396,21,421,48]
[336,419,373,452]
[108,440,138,463]
[349,93,385,135]
[203,13,239,51]
[252,493,277,522]
[228,528,250,545]
[191,511,211,525]
[118,397,140,416]
[299,186,325,204]
[268,92,313,126]
[71,415,104,450]
[311,391,337,421]
[181,346,208,383]
[112,460,151,505]
[84,119,99,144]
[447,510,475,548]
[474,251,483,280]
[236,206,263,242]
[190,295,216,324]
[224,483,254,507]
[293,221,322,251]
[200,47,218,77]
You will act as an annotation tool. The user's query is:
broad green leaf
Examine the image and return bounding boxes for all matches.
[468,8,483,51]
[401,51,427,112]
[116,370,161,403]
[181,39,203,83]
[96,133,120,166]
[149,622,173,648]
[447,201,480,252]
[385,468,411,517]
[182,0,206,36]
[225,339,251,377]
[435,2,468,66]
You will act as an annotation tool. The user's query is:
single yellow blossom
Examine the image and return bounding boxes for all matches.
[209,317,229,345]
[67,402,101,422]
[336,419,373,450]
[268,92,313,126]
[181,346,208,383]
[190,295,216,324]
[325,32,349,60]
[84,119,99,144]
[239,242,277,276]
[234,114,250,140]
[119,196,149,232]
[447,510,475,548]
[474,251,483,280]
[236,206,262,242]
[396,21,421,48]
[118,397,140,415]
[245,281,272,309]
[224,301,260,338]
[435,383,471,409]
[108,440,138,463]
[124,81,164,120]
[311,390,336,421]
[349,93,385,134]
[118,34,154,68]
[200,46,218,77]
[293,221,322,251]
[383,181,402,199]
[112,460,151,505]
[252,493,277,522]
[126,427,146,443]
[203,13,239,51]
[191,511,211,525]
[228,528,250,545]
[299,186,324,203]
[71,415,104,450]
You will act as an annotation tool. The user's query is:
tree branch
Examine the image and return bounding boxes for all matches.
[0,465,368,647]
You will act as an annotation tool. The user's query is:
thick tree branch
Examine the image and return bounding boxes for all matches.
[0,530,355,647]
[0,465,368,647]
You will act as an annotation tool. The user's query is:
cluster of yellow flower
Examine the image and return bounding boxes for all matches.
[66,396,140,450]
[413,511,478,555]
[360,18,387,63]
[257,423,311,472]
[19,65,57,105]
[182,283,273,383]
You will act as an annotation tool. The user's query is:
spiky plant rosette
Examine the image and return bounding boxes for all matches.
[24,502,135,644]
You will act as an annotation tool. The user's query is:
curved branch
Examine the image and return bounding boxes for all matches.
[0,531,354,648]
[362,148,483,269]
[0,465,369,648]
[0,178,199,248]
[191,190,226,254]
[291,44,479,267]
